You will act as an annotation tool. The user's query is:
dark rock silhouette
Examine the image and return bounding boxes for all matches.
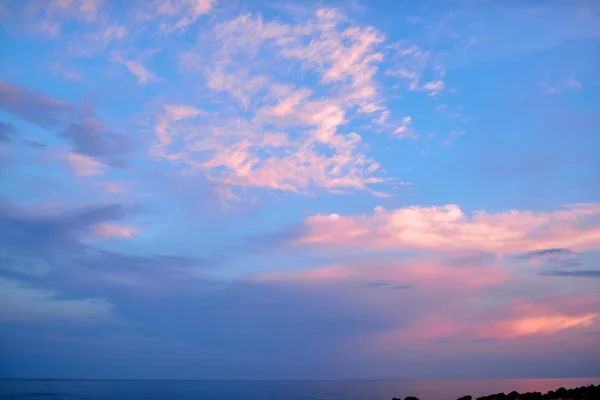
[554,387,568,398]
[518,392,542,400]
[507,391,520,400]
[392,383,600,400]
[476,392,506,400]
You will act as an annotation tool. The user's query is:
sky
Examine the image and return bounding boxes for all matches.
[0,0,599,380]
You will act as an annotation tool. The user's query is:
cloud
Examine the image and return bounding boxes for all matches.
[0,81,132,167]
[152,97,381,194]
[539,76,583,95]
[539,270,600,278]
[484,294,600,339]
[365,281,412,290]
[60,116,132,166]
[0,81,74,129]
[531,248,575,257]
[137,0,215,32]
[296,203,600,255]
[506,313,597,335]
[16,0,104,37]
[387,44,446,96]
[211,9,385,105]
[0,202,211,296]
[518,248,576,261]
[368,287,600,351]
[151,104,205,149]
[252,258,509,290]
[0,202,128,256]
[63,153,108,176]
[74,252,211,294]
[111,52,157,84]
[46,63,84,81]
[377,311,598,348]
[95,181,128,194]
[0,121,17,143]
[204,68,269,107]
[393,116,418,139]
[248,255,599,358]
[517,248,584,271]
[64,23,128,57]
[154,9,400,196]
[0,277,113,322]
[91,224,138,239]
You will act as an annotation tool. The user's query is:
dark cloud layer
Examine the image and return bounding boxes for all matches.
[518,248,575,260]
[0,202,212,297]
[60,117,133,166]
[0,203,126,256]
[539,270,600,278]
[0,81,132,166]
[0,81,74,129]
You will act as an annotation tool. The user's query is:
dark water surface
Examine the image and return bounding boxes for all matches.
[0,378,598,400]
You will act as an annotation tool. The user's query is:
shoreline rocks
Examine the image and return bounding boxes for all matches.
[392,383,600,400]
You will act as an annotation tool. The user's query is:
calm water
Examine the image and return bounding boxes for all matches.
[0,378,598,400]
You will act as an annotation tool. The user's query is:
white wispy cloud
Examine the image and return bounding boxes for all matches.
[539,76,583,95]
[111,51,157,84]
[138,0,215,32]
[387,43,447,97]
[393,116,418,139]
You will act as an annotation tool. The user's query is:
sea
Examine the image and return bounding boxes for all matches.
[0,378,598,400]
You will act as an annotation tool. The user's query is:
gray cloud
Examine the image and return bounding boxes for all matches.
[539,269,600,278]
[0,203,127,257]
[518,248,575,260]
[0,81,132,166]
[0,202,212,297]
[366,281,413,290]
[0,81,74,129]
[0,121,17,142]
[60,117,133,166]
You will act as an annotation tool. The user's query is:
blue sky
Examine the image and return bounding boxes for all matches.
[0,0,599,379]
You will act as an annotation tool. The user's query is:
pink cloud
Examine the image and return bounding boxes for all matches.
[372,312,598,350]
[369,291,600,351]
[22,0,103,37]
[248,254,600,353]
[297,203,600,255]
[478,294,600,339]
[63,153,107,176]
[254,265,348,282]
[152,96,382,194]
[112,52,157,84]
[151,104,204,151]
[95,181,128,194]
[139,0,215,31]
[387,44,446,96]
[92,224,139,239]
[205,68,269,107]
[502,313,597,336]
[393,116,418,139]
[153,8,399,197]
[251,258,509,291]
